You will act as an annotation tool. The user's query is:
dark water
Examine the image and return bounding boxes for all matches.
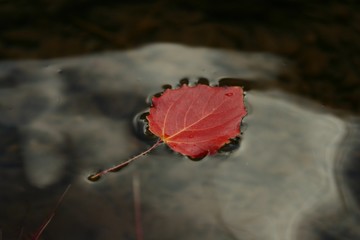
[0,44,359,240]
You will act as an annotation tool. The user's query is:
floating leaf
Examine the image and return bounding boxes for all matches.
[147,84,247,158]
[88,83,247,180]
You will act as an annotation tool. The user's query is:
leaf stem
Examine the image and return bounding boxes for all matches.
[88,139,163,181]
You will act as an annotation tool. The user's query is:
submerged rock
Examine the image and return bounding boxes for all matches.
[0,44,358,240]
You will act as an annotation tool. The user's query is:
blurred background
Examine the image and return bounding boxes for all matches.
[0,0,359,114]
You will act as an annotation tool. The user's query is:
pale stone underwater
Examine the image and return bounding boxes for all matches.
[0,44,359,240]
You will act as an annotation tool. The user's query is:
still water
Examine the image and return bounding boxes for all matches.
[0,44,359,240]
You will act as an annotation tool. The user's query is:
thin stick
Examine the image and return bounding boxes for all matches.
[133,173,143,240]
[31,184,71,240]
[88,139,163,181]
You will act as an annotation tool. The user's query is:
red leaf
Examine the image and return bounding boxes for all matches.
[147,84,247,158]
[88,84,247,180]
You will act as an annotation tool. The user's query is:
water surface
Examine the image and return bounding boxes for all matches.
[0,44,359,240]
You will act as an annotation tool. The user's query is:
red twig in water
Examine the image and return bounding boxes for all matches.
[29,185,71,240]
[133,173,143,240]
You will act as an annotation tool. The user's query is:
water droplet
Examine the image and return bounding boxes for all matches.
[219,137,241,153]
[153,92,162,98]
[188,154,207,161]
[225,92,233,97]
[162,84,172,90]
[144,127,155,137]
[139,112,149,120]
[179,78,189,86]
[218,78,246,87]
[197,78,209,86]
[132,110,157,142]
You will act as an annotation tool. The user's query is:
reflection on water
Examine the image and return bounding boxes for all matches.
[0,44,359,240]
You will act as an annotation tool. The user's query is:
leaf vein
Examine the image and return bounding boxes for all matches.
[166,97,230,140]
[181,113,243,132]
[162,91,187,137]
